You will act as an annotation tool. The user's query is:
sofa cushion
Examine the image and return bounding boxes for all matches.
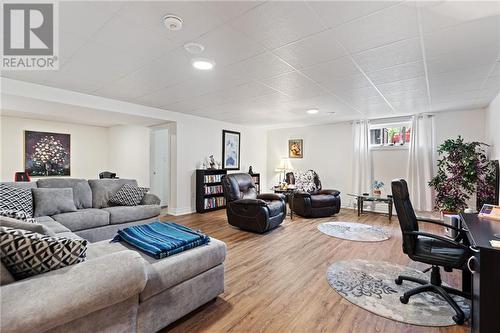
[54,231,85,241]
[109,184,149,206]
[88,179,138,209]
[52,209,110,231]
[87,238,227,301]
[1,262,15,285]
[0,216,56,236]
[102,205,160,224]
[311,194,337,208]
[37,178,92,209]
[32,188,77,217]
[0,184,34,217]
[35,216,70,234]
[0,227,87,279]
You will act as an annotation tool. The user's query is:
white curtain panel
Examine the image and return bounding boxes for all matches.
[407,114,435,211]
[352,120,373,199]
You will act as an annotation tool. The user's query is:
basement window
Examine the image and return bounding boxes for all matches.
[370,122,411,148]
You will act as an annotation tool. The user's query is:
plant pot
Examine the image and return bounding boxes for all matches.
[373,189,381,196]
[440,210,458,220]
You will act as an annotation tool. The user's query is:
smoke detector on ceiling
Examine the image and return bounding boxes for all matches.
[163,14,183,31]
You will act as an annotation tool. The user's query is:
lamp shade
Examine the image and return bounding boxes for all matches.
[277,158,292,171]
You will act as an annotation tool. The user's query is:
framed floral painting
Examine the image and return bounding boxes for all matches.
[25,130,71,176]
[222,130,240,170]
[288,139,303,158]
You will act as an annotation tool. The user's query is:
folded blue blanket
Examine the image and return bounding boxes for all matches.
[112,221,210,259]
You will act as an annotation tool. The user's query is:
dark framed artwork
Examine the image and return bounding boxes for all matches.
[288,139,303,158]
[24,130,71,177]
[222,130,240,170]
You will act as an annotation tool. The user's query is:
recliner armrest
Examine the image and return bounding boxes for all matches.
[318,189,340,196]
[231,198,268,206]
[257,193,285,201]
[293,191,311,198]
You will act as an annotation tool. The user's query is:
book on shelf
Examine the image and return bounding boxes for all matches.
[204,174,224,183]
[204,185,224,195]
[204,196,226,209]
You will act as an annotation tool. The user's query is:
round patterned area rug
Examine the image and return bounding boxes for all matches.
[326,260,470,327]
[317,222,390,242]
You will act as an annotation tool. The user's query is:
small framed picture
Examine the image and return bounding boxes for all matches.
[288,139,303,158]
[222,130,240,170]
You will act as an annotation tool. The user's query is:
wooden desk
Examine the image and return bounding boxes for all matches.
[460,213,500,333]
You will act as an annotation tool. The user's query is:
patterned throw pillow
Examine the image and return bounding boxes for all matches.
[0,210,37,223]
[0,184,33,217]
[109,184,149,206]
[294,170,320,193]
[0,227,87,279]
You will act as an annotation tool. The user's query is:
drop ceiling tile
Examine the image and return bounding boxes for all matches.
[59,1,125,39]
[367,61,425,85]
[205,1,265,23]
[334,86,385,106]
[272,29,347,68]
[307,1,399,29]
[224,53,295,82]
[335,3,419,54]
[420,1,500,33]
[477,86,500,100]
[426,47,499,74]
[194,25,266,67]
[325,73,373,92]
[391,98,429,113]
[424,16,500,59]
[93,16,176,61]
[428,65,492,88]
[116,1,225,45]
[432,90,481,104]
[384,89,428,104]
[430,79,484,96]
[431,99,482,112]
[260,72,325,100]
[377,76,427,95]
[229,1,325,50]
[484,74,500,89]
[352,38,422,72]
[301,56,362,84]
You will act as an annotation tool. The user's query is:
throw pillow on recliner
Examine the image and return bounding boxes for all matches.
[294,170,320,193]
[109,184,149,206]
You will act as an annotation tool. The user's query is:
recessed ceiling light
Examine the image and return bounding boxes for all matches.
[306,109,319,114]
[192,58,215,70]
[163,14,183,31]
[184,42,205,54]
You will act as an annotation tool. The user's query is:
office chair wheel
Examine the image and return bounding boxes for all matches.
[400,295,409,304]
[395,277,403,285]
[452,314,464,325]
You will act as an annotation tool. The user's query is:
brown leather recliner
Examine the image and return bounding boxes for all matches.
[221,173,286,233]
[286,171,341,218]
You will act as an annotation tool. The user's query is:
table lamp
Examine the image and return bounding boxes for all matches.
[275,158,292,184]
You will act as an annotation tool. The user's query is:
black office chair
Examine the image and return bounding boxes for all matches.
[99,171,117,179]
[391,179,471,324]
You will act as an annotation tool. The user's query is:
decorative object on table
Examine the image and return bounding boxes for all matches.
[195,169,227,213]
[0,226,87,279]
[326,259,469,327]
[317,222,390,242]
[14,171,30,182]
[347,193,393,220]
[112,221,210,259]
[285,170,341,218]
[372,180,384,196]
[206,155,217,169]
[0,184,34,217]
[429,136,496,213]
[24,130,70,177]
[250,173,260,193]
[288,139,303,158]
[222,130,240,170]
[248,166,253,175]
[276,158,292,183]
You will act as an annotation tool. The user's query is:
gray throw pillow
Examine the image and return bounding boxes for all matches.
[0,216,56,236]
[0,227,87,279]
[32,188,77,217]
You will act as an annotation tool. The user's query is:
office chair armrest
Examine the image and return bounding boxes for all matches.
[417,217,462,231]
[404,231,469,250]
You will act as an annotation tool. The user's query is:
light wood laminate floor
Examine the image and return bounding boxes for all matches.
[160,208,467,333]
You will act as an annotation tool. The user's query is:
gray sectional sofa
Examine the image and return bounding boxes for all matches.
[0,178,227,333]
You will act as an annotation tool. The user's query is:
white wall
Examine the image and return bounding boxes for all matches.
[266,109,487,211]
[486,92,500,205]
[108,125,151,187]
[0,116,109,180]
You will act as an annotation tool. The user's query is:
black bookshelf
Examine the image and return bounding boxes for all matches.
[196,169,228,213]
[251,173,261,194]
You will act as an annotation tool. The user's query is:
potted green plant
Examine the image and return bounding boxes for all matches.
[372,180,384,196]
[429,136,496,214]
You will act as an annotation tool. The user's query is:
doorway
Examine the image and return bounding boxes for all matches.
[150,128,170,208]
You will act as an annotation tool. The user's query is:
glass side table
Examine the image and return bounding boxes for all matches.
[347,193,393,220]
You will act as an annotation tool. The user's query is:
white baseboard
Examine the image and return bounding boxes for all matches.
[167,207,195,216]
